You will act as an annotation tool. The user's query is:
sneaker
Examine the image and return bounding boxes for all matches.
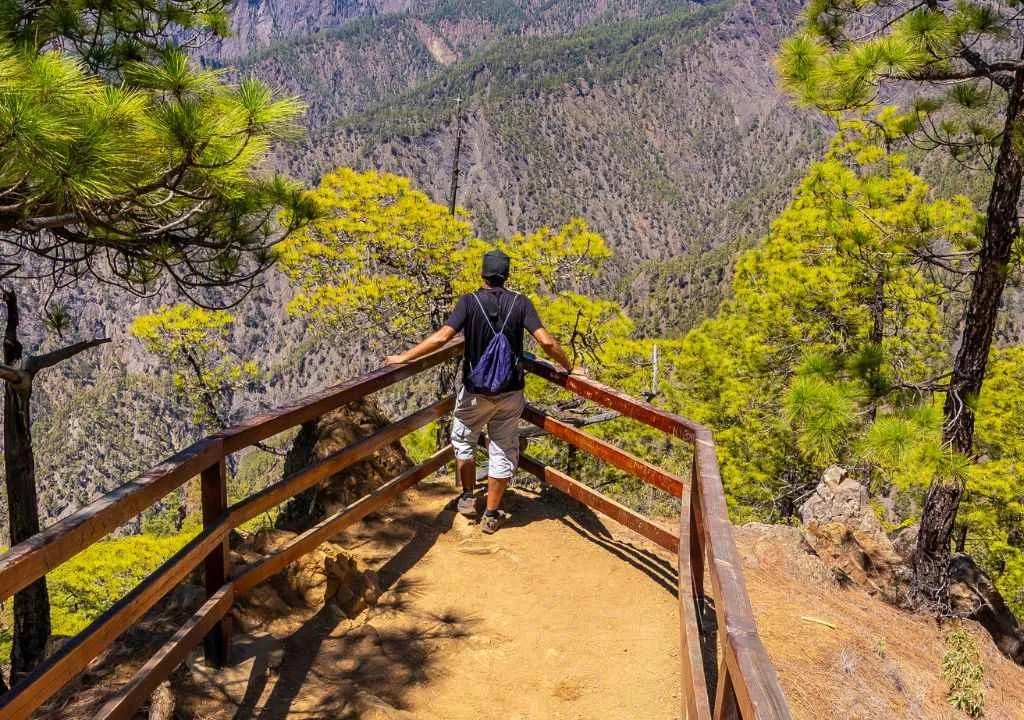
[481,512,503,535]
[457,493,477,517]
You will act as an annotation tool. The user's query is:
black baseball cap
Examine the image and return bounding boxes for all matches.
[482,249,510,281]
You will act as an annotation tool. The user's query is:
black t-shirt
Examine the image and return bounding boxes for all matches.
[444,287,543,394]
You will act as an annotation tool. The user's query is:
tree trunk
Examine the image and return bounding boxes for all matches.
[2,290,51,685]
[915,73,1024,604]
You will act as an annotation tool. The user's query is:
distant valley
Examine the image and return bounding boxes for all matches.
[13,0,829,535]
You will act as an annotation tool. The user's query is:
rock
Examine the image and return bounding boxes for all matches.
[147,681,175,720]
[233,529,379,632]
[799,466,910,604]
[801,521,910,604]
[948,554,1024,665]
[799,466,868,526]
[276,399,412,530]
[890,524,919,564]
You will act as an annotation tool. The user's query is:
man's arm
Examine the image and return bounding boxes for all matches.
[385,325,458,365]
[531,327,583,375]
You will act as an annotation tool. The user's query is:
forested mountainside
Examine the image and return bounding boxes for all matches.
[221,0,826,335]
[2,0,824,536]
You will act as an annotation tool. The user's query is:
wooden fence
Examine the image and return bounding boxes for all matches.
[0,338,791,719]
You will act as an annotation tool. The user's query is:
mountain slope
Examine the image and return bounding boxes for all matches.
[7,0,824,534]
[225,0,826,333]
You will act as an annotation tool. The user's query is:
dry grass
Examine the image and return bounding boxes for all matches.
[734,524,1024,720]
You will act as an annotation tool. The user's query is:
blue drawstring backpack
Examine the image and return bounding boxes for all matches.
[468,292,519,393]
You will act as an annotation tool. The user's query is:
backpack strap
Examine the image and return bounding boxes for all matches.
[470,292,497,335]
[498,294,519,333]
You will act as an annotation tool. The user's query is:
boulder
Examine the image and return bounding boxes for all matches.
[890,524,919,564]
[799,466,910,604]
[800,466,870,527]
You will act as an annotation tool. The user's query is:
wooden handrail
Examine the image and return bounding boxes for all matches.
[0,337,791,720]
[216,338,464,453]
[522,354,705,441]
[521,405,685,498]
[519,454,679,552]
[0,438,223,602]
[0,339,464,605]
[97,447,455,720]
[0,397,451,720]
[522,355,790,720]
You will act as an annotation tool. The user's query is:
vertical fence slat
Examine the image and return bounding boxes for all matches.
[200,455,230,667]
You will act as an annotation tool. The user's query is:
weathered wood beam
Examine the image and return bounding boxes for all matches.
[95,587,235,720]
[0,438,222,602]
[0,398,451,720]
[522,354,703,441]
[218,338,463,453]
[518,454,679,553]
[234,445,453,595]
[521,405,685,498]
[97,447,455,720]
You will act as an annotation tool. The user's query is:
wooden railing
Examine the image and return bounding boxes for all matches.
[0,338,790,720]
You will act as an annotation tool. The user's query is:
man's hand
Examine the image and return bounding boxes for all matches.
[570,365,588,377]
[385,354,408,366]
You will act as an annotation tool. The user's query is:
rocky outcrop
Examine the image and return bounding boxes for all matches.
[276,398,412,530]
[799,466,910,604]
[799,467,1024,667]
[232,528,380,633]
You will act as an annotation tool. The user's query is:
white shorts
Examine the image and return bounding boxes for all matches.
[451,387,526,479]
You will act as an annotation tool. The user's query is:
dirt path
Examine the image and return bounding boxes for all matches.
[180,479,682,719]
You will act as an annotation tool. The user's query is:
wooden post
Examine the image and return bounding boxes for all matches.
[713,658,741,720]
[200,456,230,667]
[690,458,705,608]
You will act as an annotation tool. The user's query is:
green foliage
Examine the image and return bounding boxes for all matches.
[0,5,316,295]
[278,168,620,367]
[403,422,442,465]
[965,346,1024,617]
[666,118,978,519]
[0,1,231,74]
[941,625,985,718]
[0,532,191,662]
[776,0,1021,204]
[130,304,260,428]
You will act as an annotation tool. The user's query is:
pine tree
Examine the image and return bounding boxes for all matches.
[668,118,976,520]
[0,1,315,684]
[777,0,1024,605]
[130,305,260,430]
[277,168,624,368]
[0,4,317,300]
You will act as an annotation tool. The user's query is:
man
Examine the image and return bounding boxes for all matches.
[386,249,578,534]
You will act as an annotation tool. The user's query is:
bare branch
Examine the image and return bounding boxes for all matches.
[26,337,110,373]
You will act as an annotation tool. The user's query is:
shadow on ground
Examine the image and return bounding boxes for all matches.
[175,478,679,719]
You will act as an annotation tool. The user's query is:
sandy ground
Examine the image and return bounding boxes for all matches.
[42,476,1024,719]
[734,524,1024,720]
[176,478,682,720]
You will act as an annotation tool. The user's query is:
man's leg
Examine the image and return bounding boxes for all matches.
[480,391,526,534]
[486,475,508,512]
[457,458,476,496]
[451,389,491,517]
